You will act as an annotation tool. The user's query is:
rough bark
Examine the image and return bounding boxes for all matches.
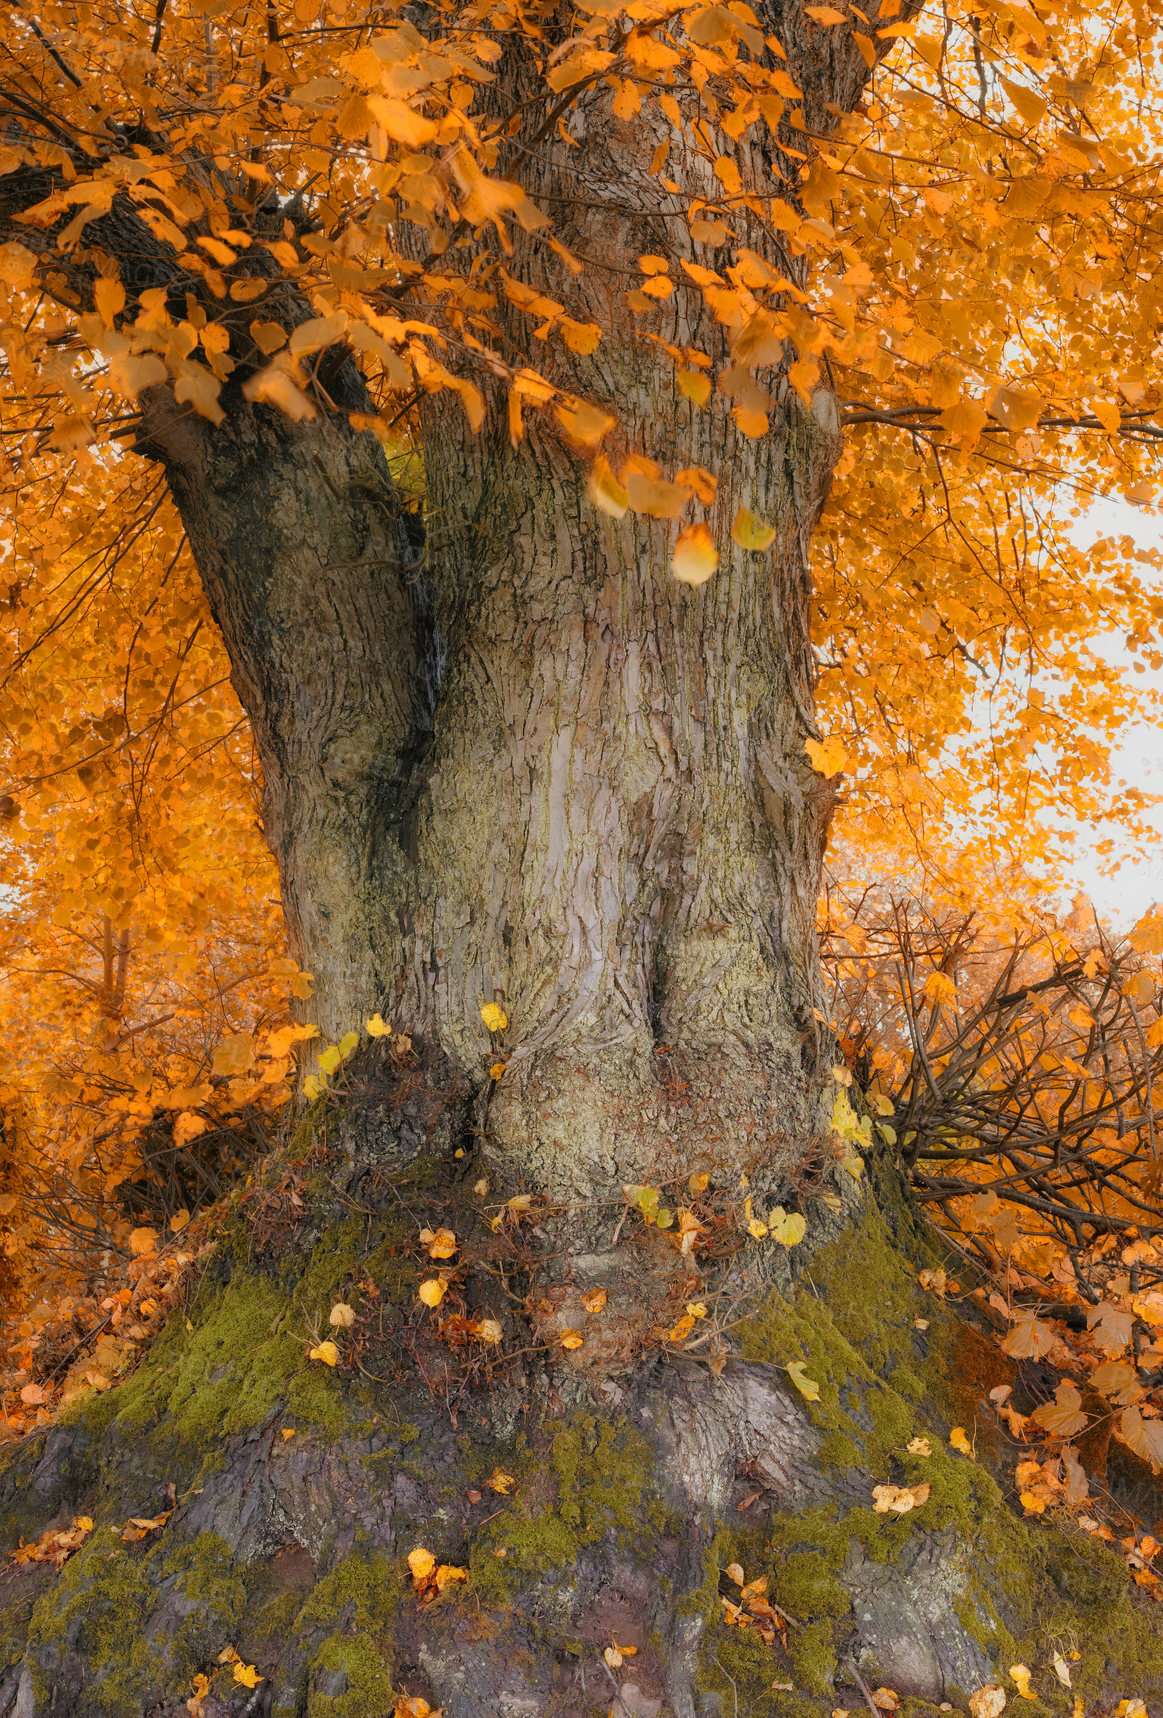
[7,5,1159,1714]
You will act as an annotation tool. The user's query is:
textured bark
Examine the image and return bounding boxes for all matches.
[12,8,1143,1714]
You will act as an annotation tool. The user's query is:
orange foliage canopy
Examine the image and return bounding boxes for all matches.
[0,0,1161,1438]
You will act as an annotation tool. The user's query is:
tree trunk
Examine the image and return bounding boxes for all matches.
[3,5,1162,1712]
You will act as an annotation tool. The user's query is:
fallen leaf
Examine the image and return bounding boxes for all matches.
[950,1426,973,1455]
[787,1360,821,1401]
[1031,1380,1087,1438]
[968,1687,1006,1718]
[1009,1665,1034,1699]
[308,1340,339,1367]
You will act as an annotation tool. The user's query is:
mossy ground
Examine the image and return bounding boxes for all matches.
[0,1139,1159,1716]
[697,1197,1163,1715]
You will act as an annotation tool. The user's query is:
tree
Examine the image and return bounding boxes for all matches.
[0,0,1161,1712]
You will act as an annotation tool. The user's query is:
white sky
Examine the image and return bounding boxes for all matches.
[1063,498,1163,926]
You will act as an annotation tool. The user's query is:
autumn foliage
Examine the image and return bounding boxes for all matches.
[0,0,1162,1632]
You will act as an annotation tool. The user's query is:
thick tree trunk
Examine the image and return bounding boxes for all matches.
[4,4,1162,1712]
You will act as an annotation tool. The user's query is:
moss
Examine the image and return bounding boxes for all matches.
[306,1632,394,1718]
[293,1545,401,1636]
[114,1270,345,1442]
[25,1529,161,1716]
[469,1416,660,1607]
[700,1619,789,1714]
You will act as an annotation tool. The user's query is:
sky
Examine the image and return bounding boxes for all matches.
[1066,498,1163,926]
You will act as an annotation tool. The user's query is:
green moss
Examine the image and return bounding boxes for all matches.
[25,1529,160,1716]
[469,1416,660,1607]
[306,1633,394,1718]
[293,1545,401,1636]
[108,1271,344,1442]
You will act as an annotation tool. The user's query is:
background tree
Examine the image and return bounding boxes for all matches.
[0,0,1161,1712]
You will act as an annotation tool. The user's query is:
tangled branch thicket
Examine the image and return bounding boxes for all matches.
[824,887,1163,1302]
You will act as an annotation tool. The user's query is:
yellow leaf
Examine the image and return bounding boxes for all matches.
[731,508,777,552]
[476,1318,503,1343]
[129,1226,158,1258]
[233,1663,263,1689]
[1030,1380,1087,1438]
[787,1360,820,1401]
[281,1428,296,1441]
[418,1279,446,1308]
[480,1002,508,1033]
[367,96,438,148]
[907,1437,932,1456]
[408,1546,436,1582]
[94,278,125,328]
[949,1426,973,1456]
[489,1061,506,1079]
[672,522,718,586]
[687,1301,708,1318]
[581,1288,607,1313]
[173,360,224,426]
[688,1171,710,1194]
[804,736,847,779]
[968,1688,1006,1718]
[1009,1666,1034,1700]
[250,319,288,355]
[329,1301,356,1329]
[769,1207,806,1247]
[1129,911,1163,956]
[174,1112,208,1147]
[733,405,769,438]
[366,1013,392,1037]
[805,3,846,19]
[589,455,629,517]
[395,1698,433,1718]
[1000,77,1047,127]
[555,400,616,447]
[922,971,957,1006]
[243,360,317,422]
[308,1340,339,1366]
[434,1562,468,1590]
[169,1208,190,1232]
[560,317,602,355]
[560,1329,584,1349]
[486,1467,515,1493]
[212,1031,255,1076]
[422,1227,458,1259]
[677,367,712,408]
[1090,398,1121,435]
[626,470,690,518]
